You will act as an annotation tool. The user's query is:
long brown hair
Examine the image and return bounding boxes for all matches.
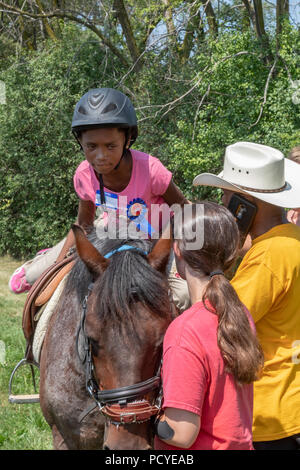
[176,201,264,384]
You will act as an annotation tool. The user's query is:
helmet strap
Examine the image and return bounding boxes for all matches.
[113,144,129,170]
[98,173,106,206]
[114,129,131,170]
[72,131,84,152]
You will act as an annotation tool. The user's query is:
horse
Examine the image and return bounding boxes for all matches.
[39,223,176,449]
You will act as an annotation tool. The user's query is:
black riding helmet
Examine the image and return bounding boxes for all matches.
[72,88,138,204]
[71,87,138,147]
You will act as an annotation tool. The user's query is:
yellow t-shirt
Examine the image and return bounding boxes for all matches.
[231,223,300,442]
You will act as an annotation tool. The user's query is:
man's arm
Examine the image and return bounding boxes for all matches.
[162,179,190,207]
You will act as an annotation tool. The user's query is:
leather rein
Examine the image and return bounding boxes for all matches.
[77,246,164,426]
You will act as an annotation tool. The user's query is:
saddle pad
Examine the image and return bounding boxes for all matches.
[32,273,69,364]
[35,261,74,307]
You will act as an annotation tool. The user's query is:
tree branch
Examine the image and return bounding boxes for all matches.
[35,0,58,41]
[250,56,278,127]
[162,0,176,38]
[0,0,129,66]
[200,0,218,37]
[181,0,204,62]
[276,0,290,49]
[242,0,273,64]
[138,51,256,123]
[241,0,257,32]
[253,0,266,38]
[192,84,210,141]
[113,0,141,68]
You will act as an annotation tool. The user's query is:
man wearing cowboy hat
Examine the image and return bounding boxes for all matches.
[193,141,300,450]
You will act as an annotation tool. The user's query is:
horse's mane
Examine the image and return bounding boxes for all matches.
[64,228,172,336]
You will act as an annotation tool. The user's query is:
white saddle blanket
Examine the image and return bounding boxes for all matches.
[32,273,69,364]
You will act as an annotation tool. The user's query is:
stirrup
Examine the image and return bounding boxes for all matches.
[8,358,40,404]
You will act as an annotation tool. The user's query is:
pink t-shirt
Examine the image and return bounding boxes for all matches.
[73,149,172,235]
[155,301,255,450]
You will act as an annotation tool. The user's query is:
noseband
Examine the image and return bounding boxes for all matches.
[77,245,164,426]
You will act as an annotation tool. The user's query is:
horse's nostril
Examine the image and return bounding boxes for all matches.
[103,444,110,450]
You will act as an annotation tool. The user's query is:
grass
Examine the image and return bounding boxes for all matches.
[0,256,52,450]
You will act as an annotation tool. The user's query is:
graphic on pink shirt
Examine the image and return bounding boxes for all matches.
[127,197,155,236]
[73,150,172,235]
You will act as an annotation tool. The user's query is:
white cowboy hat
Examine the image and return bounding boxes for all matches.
[193,142,300,208]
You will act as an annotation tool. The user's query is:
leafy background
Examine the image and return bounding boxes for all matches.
[0,0,299,451]
[0,15,299,258]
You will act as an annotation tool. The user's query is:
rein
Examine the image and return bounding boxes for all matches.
[77,245,163,426]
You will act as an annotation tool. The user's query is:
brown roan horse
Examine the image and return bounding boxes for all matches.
[39,224,176,449]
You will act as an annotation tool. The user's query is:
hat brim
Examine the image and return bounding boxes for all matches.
[193,158,300,209]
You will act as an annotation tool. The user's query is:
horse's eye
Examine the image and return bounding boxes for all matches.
[130,293,139,302]
[130,288,141,302]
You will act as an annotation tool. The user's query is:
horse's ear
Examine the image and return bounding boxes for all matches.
[147,224,172,273]
[71,224,109,277]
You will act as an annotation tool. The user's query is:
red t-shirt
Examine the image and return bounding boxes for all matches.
[154,301,255,450]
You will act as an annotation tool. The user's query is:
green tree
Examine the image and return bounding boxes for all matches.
[0,3,299,257]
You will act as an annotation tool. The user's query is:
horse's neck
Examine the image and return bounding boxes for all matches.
[45,290,83,364]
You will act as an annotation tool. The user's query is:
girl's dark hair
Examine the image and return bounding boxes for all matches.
[177,201,264,385]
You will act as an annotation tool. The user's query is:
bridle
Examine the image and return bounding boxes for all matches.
[77,282,163,426]
[77,245,166,426]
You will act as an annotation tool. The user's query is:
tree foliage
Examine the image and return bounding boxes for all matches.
[0,1,299,257]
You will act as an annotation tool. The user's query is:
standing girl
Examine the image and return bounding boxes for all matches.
[155,202,264,450]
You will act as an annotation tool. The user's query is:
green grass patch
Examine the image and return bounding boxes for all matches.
[0,256,52,450]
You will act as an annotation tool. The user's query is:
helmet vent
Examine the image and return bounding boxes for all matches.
[88,93,104,109]
[78,105,87,115]
[102,103,117,114]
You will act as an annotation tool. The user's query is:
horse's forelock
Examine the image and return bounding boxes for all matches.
[65,228,171,334]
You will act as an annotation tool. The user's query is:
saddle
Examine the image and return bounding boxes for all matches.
[22,246,76,363]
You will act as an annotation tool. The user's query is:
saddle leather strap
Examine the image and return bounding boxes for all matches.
[55,229,76,264]
[35,261,75,306]
[22,253,76,362]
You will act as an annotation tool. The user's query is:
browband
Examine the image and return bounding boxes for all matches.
[104,245,148,259]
